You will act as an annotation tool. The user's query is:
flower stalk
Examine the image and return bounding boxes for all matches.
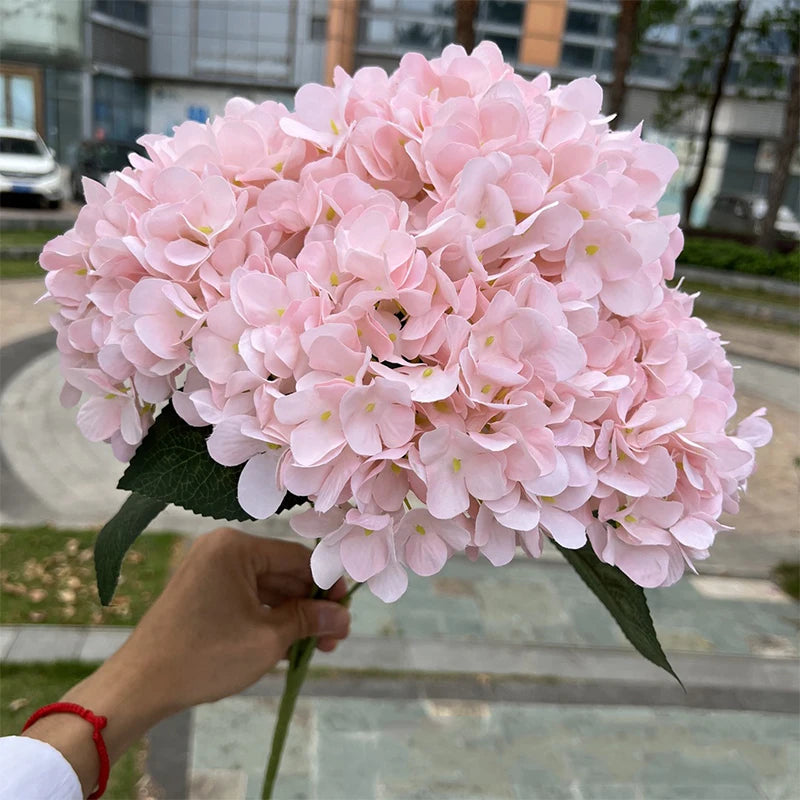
[261,581,362,799]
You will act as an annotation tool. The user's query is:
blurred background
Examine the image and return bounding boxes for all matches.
[0,3,798,799]
[0,0,798,236]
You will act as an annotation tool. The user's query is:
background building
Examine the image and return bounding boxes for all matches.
[1,0,796,224]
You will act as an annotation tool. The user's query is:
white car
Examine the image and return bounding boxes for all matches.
[0,127,65,208]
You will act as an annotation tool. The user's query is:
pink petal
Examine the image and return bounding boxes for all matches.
[405,530,448,576]
[237,450,285,520]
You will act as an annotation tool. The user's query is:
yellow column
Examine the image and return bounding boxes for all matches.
[325,0,360,84]
[519,0,568,69]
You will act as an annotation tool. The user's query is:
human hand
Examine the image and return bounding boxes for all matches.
[24,529,351,796]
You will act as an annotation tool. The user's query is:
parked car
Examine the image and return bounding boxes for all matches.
[71,139,146,201]
[707,194,800,241]
[0,127,65,208]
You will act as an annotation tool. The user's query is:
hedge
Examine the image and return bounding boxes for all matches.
[678,236,799,282]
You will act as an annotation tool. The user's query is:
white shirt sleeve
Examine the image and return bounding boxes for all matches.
[0,735,82,800]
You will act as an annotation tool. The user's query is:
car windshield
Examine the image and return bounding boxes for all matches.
[0,135,46,156]
[90,143,141,170]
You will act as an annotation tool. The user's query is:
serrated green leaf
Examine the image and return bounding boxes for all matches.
[555,542,683,687]
[118,402,305,521]
[95,492,167,605]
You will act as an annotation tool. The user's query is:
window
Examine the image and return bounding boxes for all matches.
[93,0,148,28]
[0,135,46,155]
[566,9,602,37]
[560,44,596,71]
[483,1,523,26]
[310,15,327,41]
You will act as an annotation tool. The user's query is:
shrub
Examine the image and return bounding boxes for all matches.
[679,236,799,282]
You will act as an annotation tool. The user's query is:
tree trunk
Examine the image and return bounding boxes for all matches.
[608,0,641,129]
[455,0,478,53]
[757,56,800,251]
[682,0,746,228]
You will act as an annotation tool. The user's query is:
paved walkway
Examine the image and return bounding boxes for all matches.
[1,280,798,799]
[3,545,799,799]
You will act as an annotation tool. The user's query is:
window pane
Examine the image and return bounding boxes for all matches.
[566,10,601,36]
[11,76,35,129]
[366,18,395,44]
[560,43,596,70]
[396,22,446,50]
[483,0,523,26]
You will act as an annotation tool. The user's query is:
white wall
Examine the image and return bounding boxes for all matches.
[148,81,295,137]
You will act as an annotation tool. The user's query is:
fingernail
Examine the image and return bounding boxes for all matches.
[317,603,350,635]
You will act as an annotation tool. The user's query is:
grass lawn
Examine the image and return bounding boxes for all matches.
[0,662,147,799]
[0,229,64,248]
[0,257,43,279]
[0,229,62,279]
[0,526,184,626]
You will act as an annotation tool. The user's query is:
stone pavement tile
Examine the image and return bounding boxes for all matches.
[0,626,19,659]
[5,625,85,662]
[348,559,800,660]
[0,278,51,347]
[187,697,800,800]
[79,627,131,661]
[713,318,800,371]
[192,696,314,800]
[188,769,248,800]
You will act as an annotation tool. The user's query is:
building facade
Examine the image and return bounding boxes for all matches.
[351,0,799,225]
[1,0,796,224]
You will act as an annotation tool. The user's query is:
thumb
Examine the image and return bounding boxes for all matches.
[268,598,350,651]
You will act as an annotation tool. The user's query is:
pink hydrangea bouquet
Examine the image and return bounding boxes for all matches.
[41,41,770,797]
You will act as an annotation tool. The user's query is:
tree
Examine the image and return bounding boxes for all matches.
[608,0,641,128]
[454,0,478,52]
[757,2,800,250]
[680,0,747,227]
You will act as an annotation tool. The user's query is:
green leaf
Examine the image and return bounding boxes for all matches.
[95,493,167,605]
[554,542,683,686]
[118,402,305,522]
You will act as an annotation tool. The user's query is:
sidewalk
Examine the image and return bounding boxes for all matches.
[3,549,798,799]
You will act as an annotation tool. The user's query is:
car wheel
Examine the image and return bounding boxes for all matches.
[71,176,83,202]
[48,198,62,210]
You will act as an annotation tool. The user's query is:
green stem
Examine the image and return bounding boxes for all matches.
[261,580,364,799]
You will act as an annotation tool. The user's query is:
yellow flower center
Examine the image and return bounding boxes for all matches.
[365,402,376,412]
[585,244,599,256]
[422,367,434,378]
[320,410,332,421]
[485,335,495,346]
[475,216,487,229]
[415,524,426,535]
[329,272,339,287]
[330,119,340,135]
[452,458,462,473]
[624,514,637,523]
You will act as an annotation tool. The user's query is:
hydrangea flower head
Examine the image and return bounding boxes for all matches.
[42,42,770,601]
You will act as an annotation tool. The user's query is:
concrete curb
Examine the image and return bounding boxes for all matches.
[677,263,800,297]
[2,625,797,714]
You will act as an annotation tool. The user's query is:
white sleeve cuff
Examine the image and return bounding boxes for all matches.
[0,735,83,800]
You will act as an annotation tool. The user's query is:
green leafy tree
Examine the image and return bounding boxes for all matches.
[756,0,800,250]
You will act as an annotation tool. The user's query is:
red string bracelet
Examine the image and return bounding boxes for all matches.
[22,702,110,800]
